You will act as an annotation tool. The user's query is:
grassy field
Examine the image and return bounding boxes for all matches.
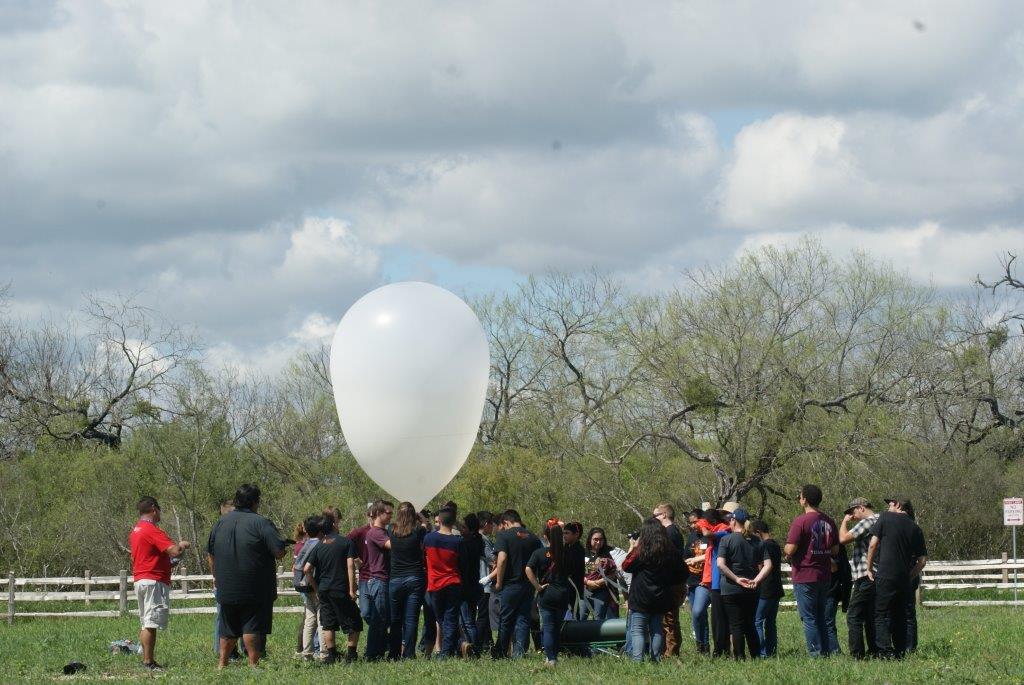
[2,607,1023,684]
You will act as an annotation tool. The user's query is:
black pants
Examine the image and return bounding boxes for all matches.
[710,589,730,656]
[874,576,910,658]
[475,591,493,651]
[721,592,760,660]
[906,576,919,653]
[847,577,876,658]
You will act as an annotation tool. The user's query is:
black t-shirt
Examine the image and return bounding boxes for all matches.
[665,524,687,555]
[527,547,573,611]
[870,512,927,581]
[306,533,356,593]
[759,538,784,600]
[207,509,285,605]
[565,541,586,599]
[389,528,426,578]
[664,524,689,585]
[494,527,542,585]
[458,532,485,593]
[718,533,764,596]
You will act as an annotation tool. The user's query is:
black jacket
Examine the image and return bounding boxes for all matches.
[622,548,685,614]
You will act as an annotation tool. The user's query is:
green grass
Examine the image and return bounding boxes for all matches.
[1,607,1023,684]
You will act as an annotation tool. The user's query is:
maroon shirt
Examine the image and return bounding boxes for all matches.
[362,526,390,581]
[347,524,371,566]
[785,511,838,584]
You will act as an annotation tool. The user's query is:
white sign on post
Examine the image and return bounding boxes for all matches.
[1004,498,1024,526]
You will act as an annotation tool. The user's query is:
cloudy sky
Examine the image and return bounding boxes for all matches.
[2,1,1023,371]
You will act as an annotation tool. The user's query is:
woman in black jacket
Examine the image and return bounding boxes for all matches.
[621,519,685,662]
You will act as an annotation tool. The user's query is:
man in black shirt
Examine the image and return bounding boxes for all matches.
[304,526,359,664]
[866,497,927,659]
[207,484,287,669]
[653,502,688,657]
[493,509,542,658]
[752,519,784,657]
[562,522,587,619]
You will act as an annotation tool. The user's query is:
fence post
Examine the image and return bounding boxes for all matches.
[181,567,189,596]
[1002,552,1009,585]
[916,577,924,606]
[118,570,128,617]
[278,564,283,591]
[6,572,14,625]
[84,570,91,606]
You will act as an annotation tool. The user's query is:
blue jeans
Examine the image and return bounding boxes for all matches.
[793,581,831,657]
[628,610,664,662]
[418,596,436,654]
[824,593,842,655]
[388,575,424,659]
[584,592,618,621]
[428,585,461,658]
[755,596,780,657]
[363,577,389,661]
[459,588,482,652]
[690,585,711,649]
[624,607,635,658]
[538,605,564,661]
[496,582,535,658]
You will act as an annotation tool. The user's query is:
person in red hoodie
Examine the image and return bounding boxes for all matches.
[129,496,190,672]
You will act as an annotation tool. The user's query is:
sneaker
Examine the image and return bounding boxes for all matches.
[142,662,164,671]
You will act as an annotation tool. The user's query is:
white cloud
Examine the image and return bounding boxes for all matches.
[2,1,1024,365]
[349,113,722,270]
[719,93,1024,231]
[738,222,1024,287]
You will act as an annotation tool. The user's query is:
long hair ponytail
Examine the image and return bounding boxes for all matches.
[546,525,566,577]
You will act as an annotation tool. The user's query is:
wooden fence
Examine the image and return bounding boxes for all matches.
[4,557,1024,623]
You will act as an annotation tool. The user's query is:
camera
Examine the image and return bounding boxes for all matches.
[627,530,640,541]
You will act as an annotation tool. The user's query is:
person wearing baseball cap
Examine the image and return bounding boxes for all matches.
[865,497,927,659]
[716,508,773,659]
[839,497,879,659]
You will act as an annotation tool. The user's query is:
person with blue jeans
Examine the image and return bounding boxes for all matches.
[684,511,709,653]
[457,514,486,655]
[493,509,542,658]
[784,484,839,657]
[621,518,686,662]
[526,525,573,665]
[360,500,393,661]
[424,507,463,659]
[825,544,851,655]
[752,518,784,657]
[385,502,426,659]
[690,584,712,652]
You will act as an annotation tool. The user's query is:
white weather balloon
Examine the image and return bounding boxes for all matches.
[329,282,490,510]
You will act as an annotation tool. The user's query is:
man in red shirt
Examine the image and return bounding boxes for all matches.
[129,496,190,671]
[424,507,462,658]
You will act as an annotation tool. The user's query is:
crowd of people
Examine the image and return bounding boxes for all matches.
[127,482,928,670]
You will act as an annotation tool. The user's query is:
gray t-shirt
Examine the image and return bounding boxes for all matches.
[718,532,765,596]
[208,508,285,605]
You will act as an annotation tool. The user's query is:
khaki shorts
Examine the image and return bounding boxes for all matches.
[135,580,170,630]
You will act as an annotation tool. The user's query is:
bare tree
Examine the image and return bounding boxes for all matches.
[0,294,197,453]
[473,292,551,446]
[636,242,934,509]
